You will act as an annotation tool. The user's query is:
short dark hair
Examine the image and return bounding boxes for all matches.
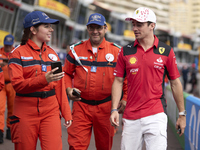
[147,21,153,26]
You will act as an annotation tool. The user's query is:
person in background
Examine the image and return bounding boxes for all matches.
[64,13,127,150]
[181,64,189,91]
[0,67,4,91]
[110,7,186,150]
[0,34,15,143]
[189,63,197,93]
[8,11,72,150]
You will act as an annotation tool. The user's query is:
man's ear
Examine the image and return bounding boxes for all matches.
[104,25,108,33]
[151,23,156,29]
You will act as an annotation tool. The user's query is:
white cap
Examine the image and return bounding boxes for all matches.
[125,7,156,23]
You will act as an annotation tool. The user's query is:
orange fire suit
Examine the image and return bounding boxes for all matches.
[64,38,127,150]
[0,67,4,91]
[8,39,72,150]
[0,47,15,133]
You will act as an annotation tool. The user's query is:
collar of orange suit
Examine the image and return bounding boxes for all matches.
[27,39,47,52]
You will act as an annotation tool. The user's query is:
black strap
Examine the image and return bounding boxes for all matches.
[80,95,111,105]
[16,89,55,98]
[5,81,11,84]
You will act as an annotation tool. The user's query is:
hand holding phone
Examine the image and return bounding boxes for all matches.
[51,61,62,74]
[72,89,81,98]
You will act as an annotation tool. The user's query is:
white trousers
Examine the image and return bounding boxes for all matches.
[121,112,167,150]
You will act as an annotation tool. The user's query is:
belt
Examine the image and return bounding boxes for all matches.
[5,81,11,84]
[16,89,55,98]
[80,95,111,105]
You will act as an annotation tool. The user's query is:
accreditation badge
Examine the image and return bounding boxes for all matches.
[42,64,47,72]
[91,66,97,72]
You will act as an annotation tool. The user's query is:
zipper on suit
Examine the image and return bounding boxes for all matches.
[37,98,40,113]
[85,72,88,89]
[39,53,42,64]
[102,72,105,90]
[37,52,42,113]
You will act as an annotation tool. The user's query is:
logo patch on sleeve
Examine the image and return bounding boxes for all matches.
[48,54,58,61]
[21,56,33,60]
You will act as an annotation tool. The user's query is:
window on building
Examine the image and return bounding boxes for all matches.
[62,26,73,49]
[116,20,124,35]
[0,4,14,32]
[22,0,34,5]
[54,0,69,6]
[14,9,29,42]
[77,4,87,25]
[74,30,83,43]
[51,24,59,48]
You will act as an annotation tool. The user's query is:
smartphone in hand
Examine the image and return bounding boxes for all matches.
[51,61,62,74]
[72,89,81,98]
[177,126,181,134]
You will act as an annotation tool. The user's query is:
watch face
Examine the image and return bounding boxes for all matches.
[179,110,187,116]
[184,110,187,115]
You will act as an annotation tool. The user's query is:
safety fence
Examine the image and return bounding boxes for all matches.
[165,86,200,150]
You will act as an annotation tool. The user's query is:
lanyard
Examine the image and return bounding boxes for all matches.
[70,45,88,72]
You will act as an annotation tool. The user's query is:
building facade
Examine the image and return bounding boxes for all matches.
[0,0,200,66]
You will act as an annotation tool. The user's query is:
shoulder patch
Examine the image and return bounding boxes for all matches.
[154,41,171,56]
[113,43,121,49]
[123,41,136,56]
[74,41,83,47]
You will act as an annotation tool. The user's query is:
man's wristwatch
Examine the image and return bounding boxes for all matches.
[179,110,187,116]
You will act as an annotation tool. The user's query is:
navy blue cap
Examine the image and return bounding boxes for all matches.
[86,13,106,26]
[23,11,59,28]
[4,34,14,46]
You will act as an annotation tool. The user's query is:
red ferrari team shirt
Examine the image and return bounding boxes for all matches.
[114,36,180,120]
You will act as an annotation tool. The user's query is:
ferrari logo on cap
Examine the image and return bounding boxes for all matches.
[136,10,139,14]
[159,47,165,54]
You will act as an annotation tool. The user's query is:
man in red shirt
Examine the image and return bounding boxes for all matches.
[110,7,186,150]
[0,34,15,143]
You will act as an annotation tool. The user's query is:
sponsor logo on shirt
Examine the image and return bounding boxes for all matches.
[157,57,163,63]
[130,68,139,74]
[113,70,117,76]
[159,47,165,54]
[173,56,177,65]
[129,57,137,65]
[127,45,132,48]
[154,57,163,69]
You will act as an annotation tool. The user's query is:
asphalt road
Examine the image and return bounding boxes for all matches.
[0,112,183,150]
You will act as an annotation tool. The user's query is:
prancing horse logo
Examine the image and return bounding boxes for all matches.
[159,47,165,54]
